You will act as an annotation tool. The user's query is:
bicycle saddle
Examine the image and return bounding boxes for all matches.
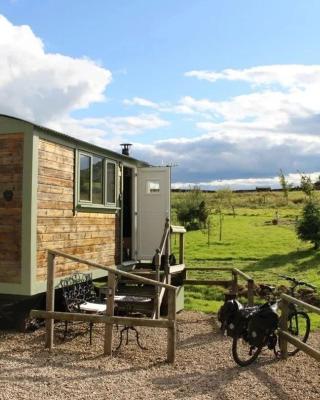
[259,284,275,292]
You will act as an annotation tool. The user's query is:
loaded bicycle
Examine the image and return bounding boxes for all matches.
[219,275,316,366]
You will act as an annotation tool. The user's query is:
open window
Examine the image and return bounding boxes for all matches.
[77,152,117,209]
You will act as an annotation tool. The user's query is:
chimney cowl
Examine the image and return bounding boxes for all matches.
[120,143,132,156]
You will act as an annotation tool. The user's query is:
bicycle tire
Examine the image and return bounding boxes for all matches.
[232,335,263,366]
[287,311,310,356]
[275,311,310,357]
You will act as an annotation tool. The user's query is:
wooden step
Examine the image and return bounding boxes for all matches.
[131,269,165,277]
[117,266,165,285]
[116,285,156,298]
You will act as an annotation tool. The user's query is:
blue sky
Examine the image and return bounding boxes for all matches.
[1,0,320,188]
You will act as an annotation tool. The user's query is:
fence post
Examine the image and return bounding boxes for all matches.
[164,218,170,282]
[279,298,289,359]
[45,251,56,350]
[167,288,176,363]
[247,279,254,306]
[154,249,161,319]
[179,232,185,265]
[104,271,116,355]
[165,234,170,285]
[231,270,238,295]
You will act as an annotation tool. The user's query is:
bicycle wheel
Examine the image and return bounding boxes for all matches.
[287,311,310,356]
[275,311,310,357]
[232,335,263,366]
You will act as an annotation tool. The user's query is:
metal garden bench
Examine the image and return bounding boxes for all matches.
[59,272,106,344]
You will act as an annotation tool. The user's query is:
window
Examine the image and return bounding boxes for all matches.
[80,154,91,201]
[146,180,160,194]
[78,152,117,208]
[107,162,116,204]
[92,156,103,204]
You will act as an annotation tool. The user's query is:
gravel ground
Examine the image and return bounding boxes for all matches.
[0,311,319,400]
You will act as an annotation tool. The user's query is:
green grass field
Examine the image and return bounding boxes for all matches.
[171,191,320,329]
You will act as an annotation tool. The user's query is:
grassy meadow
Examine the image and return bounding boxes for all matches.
[171,189,320,328]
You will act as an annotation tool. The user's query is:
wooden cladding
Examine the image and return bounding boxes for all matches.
[0,134,23,283]
[37,139,120,282]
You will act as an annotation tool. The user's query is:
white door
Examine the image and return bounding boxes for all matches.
[137,167,171,260]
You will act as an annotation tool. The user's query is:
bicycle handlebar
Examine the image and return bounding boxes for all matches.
[279,274,316,290]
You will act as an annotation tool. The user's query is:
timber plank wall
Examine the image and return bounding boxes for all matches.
[0,134,23,283]
[37,139,120,281]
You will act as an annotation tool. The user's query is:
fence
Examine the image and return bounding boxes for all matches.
[279,293,320,361]
[184,266,255,306]
[30,248,177,363]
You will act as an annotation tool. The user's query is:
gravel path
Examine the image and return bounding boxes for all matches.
[0,311,319,400]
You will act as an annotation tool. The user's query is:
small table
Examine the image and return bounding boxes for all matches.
[113,295,152,350]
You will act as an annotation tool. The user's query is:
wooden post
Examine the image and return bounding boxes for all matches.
[279,298,289,359]
[45,251,56,350]
[179,233,185,265]
[104,271,116,355]
[163,217,170,284]
[154,249,161,319]
[167,288,176,363]
[247,279,254,306]
[165,234,170,285]
[231,270,238,295]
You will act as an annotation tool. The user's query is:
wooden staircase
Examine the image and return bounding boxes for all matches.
[115,265,167,318]
[115,220,186,319]
[115,264,185,318]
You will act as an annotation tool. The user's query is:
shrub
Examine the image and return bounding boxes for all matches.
[175,187,210,230]
[296,200,320,249]
[300,174,314,198]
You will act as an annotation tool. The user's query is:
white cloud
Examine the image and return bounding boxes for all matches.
[184,65,320,133]
[171,172,320,191]
[1,13,320,187]
[185,65,320,88]
[0,15,111,123]
[119,65,320,184]
[0,15,169,151]
[123,96,203,116]
[131,121,320,189]
[123,97,159,109]
[48,114,170,149]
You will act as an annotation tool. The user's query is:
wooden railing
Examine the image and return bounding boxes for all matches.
[30,249,177,363]
[184,267,255,306]
[153,218,171,318]
[278,293,320,361]
[152,219,186,318]
[170,225,186,265]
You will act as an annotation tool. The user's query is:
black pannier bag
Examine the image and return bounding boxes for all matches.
[247,303,279,346]
[227,306,257,338]
[218,299,243,334]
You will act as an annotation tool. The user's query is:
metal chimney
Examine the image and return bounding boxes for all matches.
[120,143,132,156]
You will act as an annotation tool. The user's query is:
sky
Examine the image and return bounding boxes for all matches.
[1,0,320,189]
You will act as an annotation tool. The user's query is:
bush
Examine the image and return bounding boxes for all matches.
[175,187,210,230]
[296,200,320,249]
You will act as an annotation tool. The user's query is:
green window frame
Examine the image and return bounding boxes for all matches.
[106,161,116,205]
[77,151,117,209]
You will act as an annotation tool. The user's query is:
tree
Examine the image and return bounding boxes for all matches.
[199,200,210,226]
[175,186,210,230]
[300,174,314,199]
[213,187,236,240]
[296,201,320,249]
[279,169,292,205]
[216,187,236,216]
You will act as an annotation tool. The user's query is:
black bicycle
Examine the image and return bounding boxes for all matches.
[231,275,315,366]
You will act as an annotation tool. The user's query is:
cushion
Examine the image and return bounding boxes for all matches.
[79,302,107,313]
